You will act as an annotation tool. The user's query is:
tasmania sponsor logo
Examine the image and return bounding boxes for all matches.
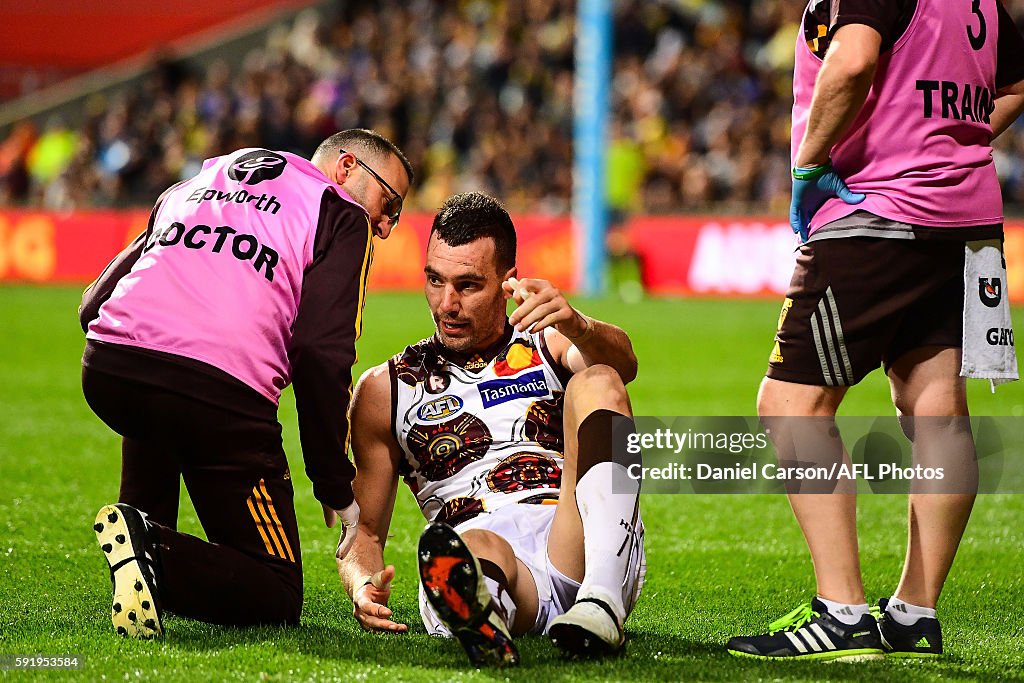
[478,370,549,408]
[417,395,464,421]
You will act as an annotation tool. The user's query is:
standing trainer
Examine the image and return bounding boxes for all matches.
[79,129,412,637]
[728,0,1024,660]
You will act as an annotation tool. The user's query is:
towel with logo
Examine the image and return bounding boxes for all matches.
[961,239,1018,388]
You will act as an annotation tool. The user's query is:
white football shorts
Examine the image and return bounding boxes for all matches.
[418,502,646,636]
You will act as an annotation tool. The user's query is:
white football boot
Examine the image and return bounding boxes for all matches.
[549,592,625,657]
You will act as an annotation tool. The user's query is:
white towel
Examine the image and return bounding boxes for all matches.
[961,239,1018,390]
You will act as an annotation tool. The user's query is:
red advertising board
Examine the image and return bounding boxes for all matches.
[2,0,304,69]
[2,209,1023,301]
[364,213,575,292]
[623,216,1024,301]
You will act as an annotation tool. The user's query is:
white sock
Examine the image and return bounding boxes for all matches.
[483,575,516,628]
[816,596,869,625]
[575,461,640,624]
[886,596,936,626]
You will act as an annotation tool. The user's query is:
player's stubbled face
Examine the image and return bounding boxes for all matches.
[424,233,510,353]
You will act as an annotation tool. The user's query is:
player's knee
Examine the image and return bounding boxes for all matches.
[280,593,302,626]
[263,567,303,625]
[896,412,915,441]
[238,586,301,626]
[461,528,508,556]
[757,377,842,417]
[756,379,774,417]
[461,529,516,577]
[898,411,970,447]
[890,384,919,417]
[892,389,967,419]
[566,364,629,410]
[757,377,795,416]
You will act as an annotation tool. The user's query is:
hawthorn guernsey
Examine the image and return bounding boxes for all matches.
[339,190,644,665]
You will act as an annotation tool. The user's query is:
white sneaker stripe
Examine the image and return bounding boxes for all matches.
[810,623,834,650]
[785,631,808,653]
[797,629,821,651]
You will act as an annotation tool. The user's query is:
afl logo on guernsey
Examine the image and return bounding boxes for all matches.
[228,150,287,185]
[417,395,464,421]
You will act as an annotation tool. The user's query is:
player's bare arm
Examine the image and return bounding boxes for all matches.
[794,24,881,167]
[1000,78,1024,97]
[991,88,1024,139]
[503,276,637,383]
[337,364,407,633]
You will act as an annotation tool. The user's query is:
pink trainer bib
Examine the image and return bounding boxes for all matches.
[793,0,1003,236]
[87,149,367,404]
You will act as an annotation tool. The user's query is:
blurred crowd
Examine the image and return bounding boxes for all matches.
[1,0,1023,215]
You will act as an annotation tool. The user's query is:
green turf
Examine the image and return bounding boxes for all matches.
[2,287,1023,682]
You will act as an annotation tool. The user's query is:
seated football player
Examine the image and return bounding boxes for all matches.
[337,192,646,665]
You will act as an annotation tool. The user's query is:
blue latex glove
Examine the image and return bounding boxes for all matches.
[790,161,866,242]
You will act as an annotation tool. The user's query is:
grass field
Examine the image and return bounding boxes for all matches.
[2,287,1023,682]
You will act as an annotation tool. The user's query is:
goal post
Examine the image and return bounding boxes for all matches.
[573,0,613,297]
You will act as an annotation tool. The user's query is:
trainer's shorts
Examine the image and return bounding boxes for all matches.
[767,236,966,386]
[418,503,646,636]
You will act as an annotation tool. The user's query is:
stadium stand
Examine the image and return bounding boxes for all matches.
[1,0,1022,213]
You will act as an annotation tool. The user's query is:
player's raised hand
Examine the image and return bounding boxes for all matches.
[504,277,588,338]
[352,565,407,633]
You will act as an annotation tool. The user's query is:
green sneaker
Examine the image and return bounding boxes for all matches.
[727,599,884,661]
[876,598,942,657]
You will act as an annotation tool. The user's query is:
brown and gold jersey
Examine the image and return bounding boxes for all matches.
[388,326,571,528]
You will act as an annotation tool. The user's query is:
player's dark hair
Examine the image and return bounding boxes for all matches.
[431,192,516,272]
[314,128,414,184]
